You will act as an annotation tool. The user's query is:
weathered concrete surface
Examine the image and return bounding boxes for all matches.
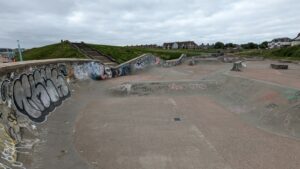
[31,81,98,169]
[31,61,300,169]
[0,58,95,73]
[230,60,300,89]
[74,95,300,169]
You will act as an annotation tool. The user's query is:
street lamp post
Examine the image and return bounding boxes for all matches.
[17,40,23,61]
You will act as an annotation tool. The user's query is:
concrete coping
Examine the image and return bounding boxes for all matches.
[165,54,186,63]
[0,58,98,74]
[113,53,154,69]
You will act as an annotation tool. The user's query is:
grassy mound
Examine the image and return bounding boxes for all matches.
[88,44,206,63]
[235,45,300,60]
[23,42,85,61]
[271,45,300,59]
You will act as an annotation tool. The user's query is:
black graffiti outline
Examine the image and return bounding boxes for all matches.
[58,64,68,76]
[118,65,130,76]
[13,67,70,123]
[1,80,10,102]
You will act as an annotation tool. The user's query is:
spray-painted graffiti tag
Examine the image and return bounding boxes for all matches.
[1,80,9,102]
[12,67,70,123]
[0,124,25,169]
[112,54,158,77]
[73,62,108,80]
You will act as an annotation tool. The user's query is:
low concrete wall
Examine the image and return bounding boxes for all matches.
[271,64,288,69]
[0,58,112,168]
[112,53,158,76]
[162,54,187,67]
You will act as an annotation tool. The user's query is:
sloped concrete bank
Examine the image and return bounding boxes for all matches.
[0,54,159,168]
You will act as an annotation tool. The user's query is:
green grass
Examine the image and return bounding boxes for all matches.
[235,45,300,60]
[88,44,211,63]
[271,45,300,59]
[23,42,85,61]
[22,41,300,62]
[23,42,213,63]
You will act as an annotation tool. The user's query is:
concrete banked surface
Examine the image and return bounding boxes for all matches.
[0,58,300,169]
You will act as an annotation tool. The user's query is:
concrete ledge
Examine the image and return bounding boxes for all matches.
[271,64,288,69]
[231,61,245,71]
[0,58,97,74]
[113,53,154,69]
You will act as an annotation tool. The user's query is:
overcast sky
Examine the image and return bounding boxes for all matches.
[1,0,300,48]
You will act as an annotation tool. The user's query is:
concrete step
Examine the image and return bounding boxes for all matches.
[71,42,118,66]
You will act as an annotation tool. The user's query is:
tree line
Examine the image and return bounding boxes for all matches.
[213,41,268,49]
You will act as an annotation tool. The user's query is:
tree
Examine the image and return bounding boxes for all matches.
[259,41,268,49]
[225,43,237,48]
[241,42,258,49]
[214,42,225,49]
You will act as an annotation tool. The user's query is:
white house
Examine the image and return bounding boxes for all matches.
[291,33,300,46]
[268,38,291,49]
[172,42,179,49]
[163,41,198,49]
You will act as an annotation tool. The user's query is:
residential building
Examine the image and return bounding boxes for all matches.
[163,41,198,49]
[131,44,159,48]
[291,33,300,46]
[198,43,212,49]
[268,38,291,49]
[0,48,15,57]
[0,48,15,63]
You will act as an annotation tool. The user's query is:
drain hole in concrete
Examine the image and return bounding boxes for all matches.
[174,117,181,121]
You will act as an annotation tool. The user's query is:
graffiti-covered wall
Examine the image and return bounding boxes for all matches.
[0,59,105,168]
[72,62,112,80]
[112,53,158,77]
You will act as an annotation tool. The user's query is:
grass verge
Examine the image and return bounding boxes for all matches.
[23,42,85,61]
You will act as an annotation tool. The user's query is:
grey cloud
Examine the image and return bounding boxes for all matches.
[0,0,299,48]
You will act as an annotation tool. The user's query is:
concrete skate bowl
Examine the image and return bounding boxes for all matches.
[73,62,300,169]
[0,58,300,169]
[111,74,300,139]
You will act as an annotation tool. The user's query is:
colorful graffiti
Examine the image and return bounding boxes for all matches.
[118,65,131,76]
[86,62,103,80]
[133,54,157,70]
[104,66,112,79]
[73,62,111,80]
[73,64,89,80]
[112,54,158,77]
